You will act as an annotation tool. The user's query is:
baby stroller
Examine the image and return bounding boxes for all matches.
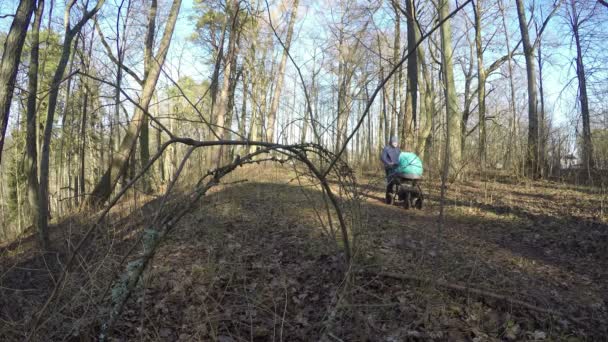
[386,173,424,209]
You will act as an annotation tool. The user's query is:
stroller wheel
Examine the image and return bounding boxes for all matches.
[414,198,423,209]
[403,192,411,209]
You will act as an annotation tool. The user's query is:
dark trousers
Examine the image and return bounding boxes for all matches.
[385,167,396,195]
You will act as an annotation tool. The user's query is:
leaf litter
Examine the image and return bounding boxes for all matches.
[1,166,606,341]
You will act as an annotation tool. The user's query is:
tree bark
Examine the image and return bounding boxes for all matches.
[0,0,36,165]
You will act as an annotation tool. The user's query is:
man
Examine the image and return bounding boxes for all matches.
[381,136,400,203]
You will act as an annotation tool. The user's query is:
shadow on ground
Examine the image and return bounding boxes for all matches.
[2,169,607,341]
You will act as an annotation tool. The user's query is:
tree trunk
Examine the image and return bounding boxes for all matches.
[439,0,462,174]
[225,63,241,142]
[139,0,157,194]
[570,0,594,173]
[214,0,240,165]
[266,0,299,143]
[40,0,105,247]
[210,15,228,117]
[335,24,351,154]
[499,0,518,173]
[110,0,132,180]
[403,0,418,150]
[238,68,248,140]
[536,31,547,178]
[515,0,539,179]
[391,0,401,142]
[88,0,181,206]
[336,57,349,153]
[79,86,89,198]
[25,0,45,248]
[474,0,487,171]
[78,31,95,201]
[417,46,433,163]
[0,0,36,165]
[460,21,475,158]
[57,37,78,210]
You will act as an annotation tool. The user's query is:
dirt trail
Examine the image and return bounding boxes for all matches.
[111,168,608,340]
[1,166,606,341]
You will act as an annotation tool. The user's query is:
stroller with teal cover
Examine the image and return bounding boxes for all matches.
[386,152,424,209]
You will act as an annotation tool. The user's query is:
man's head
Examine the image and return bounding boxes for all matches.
[390,136,398,148]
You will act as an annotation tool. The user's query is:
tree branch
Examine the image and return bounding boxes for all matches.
[94,19,144,85]
[264,0,321,144]
[325,0,474,177]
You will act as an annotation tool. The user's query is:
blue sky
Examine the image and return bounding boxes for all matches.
[1,0,605,149]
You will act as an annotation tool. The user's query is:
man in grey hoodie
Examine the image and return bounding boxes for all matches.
[381,136,400,203]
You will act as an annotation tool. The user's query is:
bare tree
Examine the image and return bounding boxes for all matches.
[213,0,241,164]
[266,0,300,143]
[567,0,596,174]
[88,0,182,206]
[39,0,105,249]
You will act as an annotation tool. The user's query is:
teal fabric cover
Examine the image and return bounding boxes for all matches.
[393,152,423,176]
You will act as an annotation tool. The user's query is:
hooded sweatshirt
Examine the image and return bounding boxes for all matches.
[381,137,400,168]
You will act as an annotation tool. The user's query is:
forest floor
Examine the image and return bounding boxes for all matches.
[1,164,607,341]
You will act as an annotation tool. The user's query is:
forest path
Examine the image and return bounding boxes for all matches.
[113,166,607,341]
[1,165,606,341]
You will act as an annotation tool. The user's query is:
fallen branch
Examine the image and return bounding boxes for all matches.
[99,148,276,341]
[27,139,356,340]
